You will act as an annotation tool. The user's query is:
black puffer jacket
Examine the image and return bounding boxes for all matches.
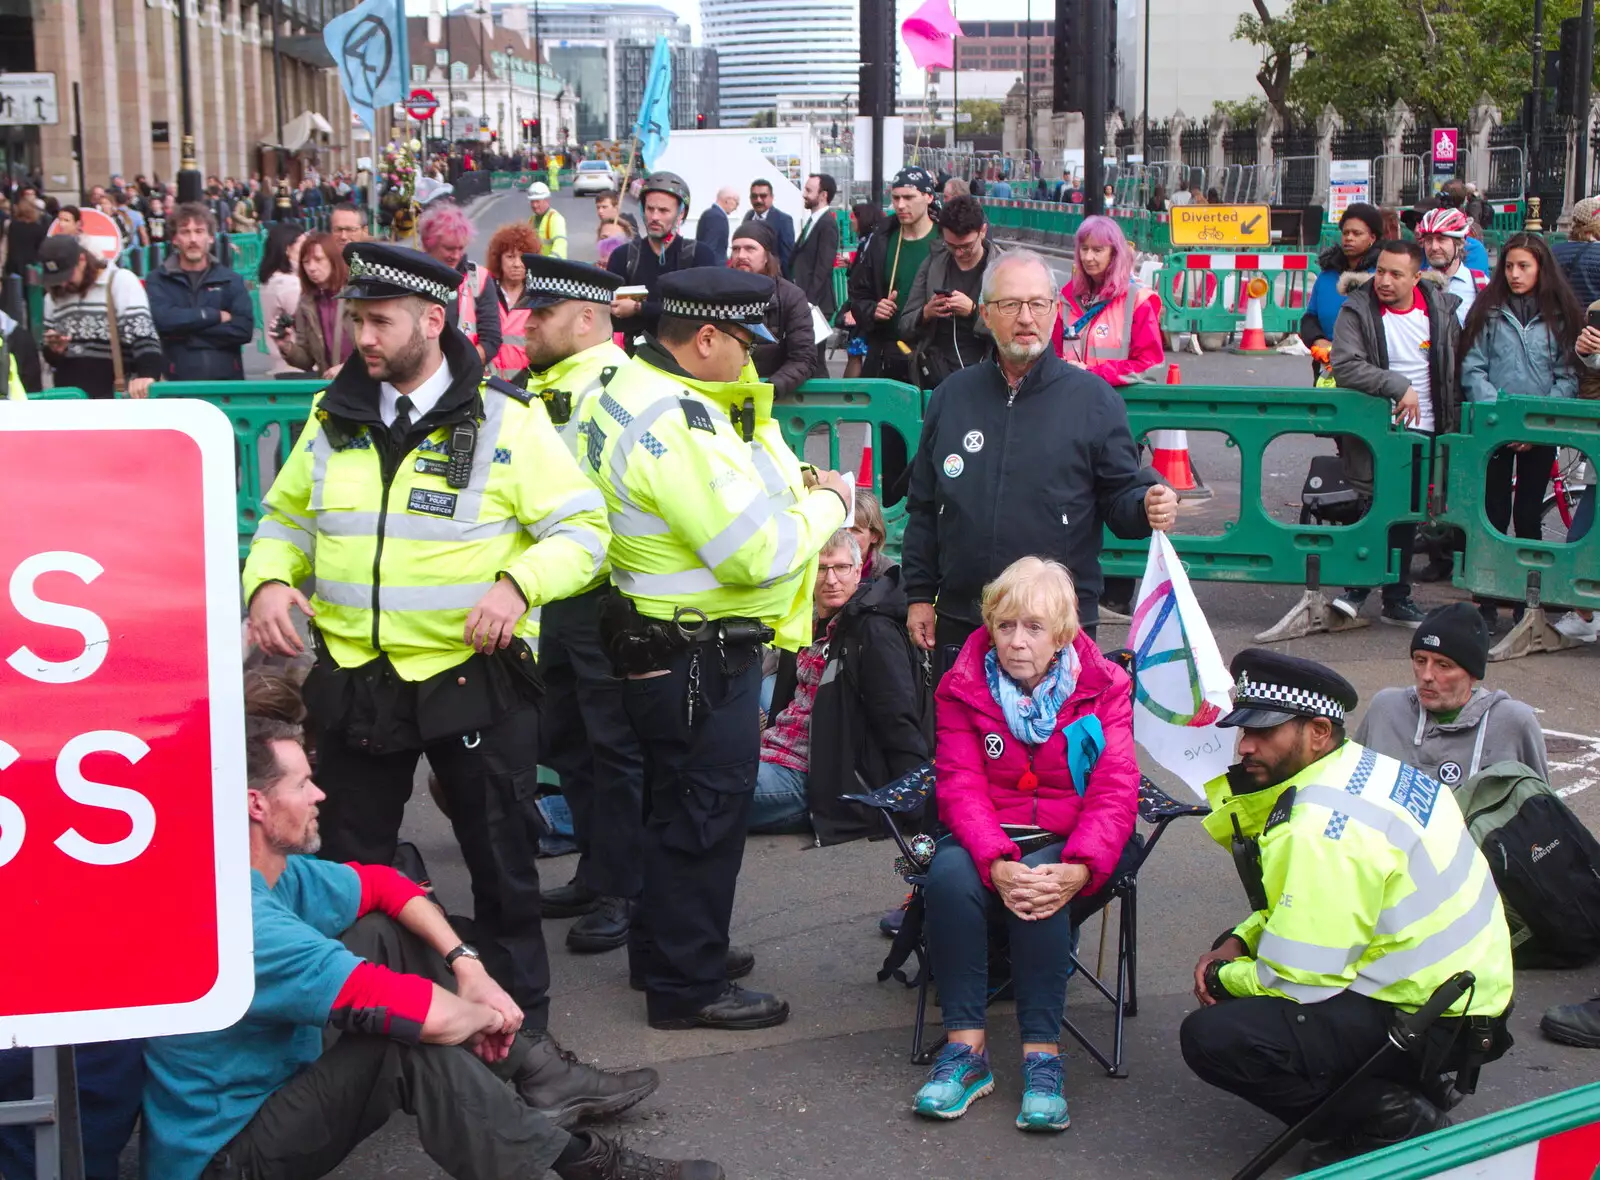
[769,567,931,845]
[902,351,1158,628]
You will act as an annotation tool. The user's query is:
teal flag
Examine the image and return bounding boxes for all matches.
[325,0,410,133]
[633,36,673,170]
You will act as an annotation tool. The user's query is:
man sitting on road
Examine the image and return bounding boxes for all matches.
[1183,649,1513,1170]
[751,530,930,843]
[140,704,725,1180]
[1354,602,1550,787]
[1329,239,1463,628]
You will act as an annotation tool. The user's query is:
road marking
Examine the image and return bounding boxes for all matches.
[1540,728,1600,798]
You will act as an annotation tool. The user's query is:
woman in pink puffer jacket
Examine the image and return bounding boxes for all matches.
[911,556,1139,1133]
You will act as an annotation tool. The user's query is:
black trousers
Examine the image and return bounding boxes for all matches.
[203,915,569,1180]
[312,703,550,1028]
[540,586,645,899]
[623,642,761,1021]
[1180,991,1495,1136]
[1485,444,1557,541]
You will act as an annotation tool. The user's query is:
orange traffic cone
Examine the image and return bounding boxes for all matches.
[1149,364,1213,500]
[1232,275,1272,353]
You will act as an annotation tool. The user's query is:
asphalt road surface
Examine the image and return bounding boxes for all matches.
[227,188,1600,1180]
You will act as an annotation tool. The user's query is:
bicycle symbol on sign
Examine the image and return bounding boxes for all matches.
[1197,225,1224,242]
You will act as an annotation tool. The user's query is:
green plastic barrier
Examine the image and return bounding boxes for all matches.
[148,381,324,558]
[26,386,89,400]
[774,378,928,558]
[1302,1080,1600,1178]
[1436,398,1600,610]
[1153,262,1317,339]
[1102,384,1425,588]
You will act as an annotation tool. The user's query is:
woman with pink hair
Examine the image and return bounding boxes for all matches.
[417,201,502,364]
[1050,215,1164,386]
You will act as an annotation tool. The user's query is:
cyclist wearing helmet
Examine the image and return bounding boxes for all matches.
[1417,207,1488,325]
[606,171,720,338]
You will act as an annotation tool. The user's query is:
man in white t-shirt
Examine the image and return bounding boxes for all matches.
[1328,239,1463,627]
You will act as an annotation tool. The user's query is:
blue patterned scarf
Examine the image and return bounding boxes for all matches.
[985,645,1079,746]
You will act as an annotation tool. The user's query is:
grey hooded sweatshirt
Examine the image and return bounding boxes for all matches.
[1354,685,1549,788]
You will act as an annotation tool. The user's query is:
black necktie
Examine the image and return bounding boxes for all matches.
[391,394,414,453]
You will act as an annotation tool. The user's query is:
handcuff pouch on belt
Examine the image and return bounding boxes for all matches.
[599,592,774,677]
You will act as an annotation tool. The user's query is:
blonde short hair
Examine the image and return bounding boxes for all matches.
[852,488,886,554]
[980,556,1080,647]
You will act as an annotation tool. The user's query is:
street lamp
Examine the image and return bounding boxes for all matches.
[176,0,201,203]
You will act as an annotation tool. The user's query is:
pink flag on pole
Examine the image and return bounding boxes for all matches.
[901,0,963,71]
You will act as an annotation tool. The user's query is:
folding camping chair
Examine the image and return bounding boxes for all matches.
[853,758,1208,1076]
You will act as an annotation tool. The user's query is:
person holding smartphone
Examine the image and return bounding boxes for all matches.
[898,196,1003,391]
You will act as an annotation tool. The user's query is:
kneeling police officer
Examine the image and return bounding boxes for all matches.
[244,242,651,1122]
[1182,649,1514,1168]
[577,269,851,1031]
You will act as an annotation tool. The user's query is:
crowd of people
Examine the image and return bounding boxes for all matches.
[2,155,1598,1180]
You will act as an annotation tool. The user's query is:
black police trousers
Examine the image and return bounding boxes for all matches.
[202,914,569,1180]
[623,641,761,1022]
[540,585,645,900]
[313,703,550,1030]
[1180,991,1494,1135]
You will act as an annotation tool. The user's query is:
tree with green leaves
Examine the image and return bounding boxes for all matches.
[1235,0,1580,126]
[957,99,1005,136]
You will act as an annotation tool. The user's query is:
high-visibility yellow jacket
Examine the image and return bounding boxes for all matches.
[1203,741,1513,1018]
[519,337,628,594]
[574,337,846,650]
[5,352,22,400]
[532,208,568,259]
[243,337,611,681]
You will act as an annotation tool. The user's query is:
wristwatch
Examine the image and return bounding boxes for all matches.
[444,943,481,969]
[1203,958,1231,1002]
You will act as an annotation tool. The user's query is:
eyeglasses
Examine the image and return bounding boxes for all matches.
[713,323,756,356]
[817,562,859,581]
[985,298,1056,319]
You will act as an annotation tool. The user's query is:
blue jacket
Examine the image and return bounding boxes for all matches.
[1463,235,1490,273]
[1460,306,1579,403]
[146,253,254,381]
[698,202,730,258]
[1301,243,1377,344]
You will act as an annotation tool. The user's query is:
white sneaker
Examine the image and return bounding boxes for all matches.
[1554,612,1600,643]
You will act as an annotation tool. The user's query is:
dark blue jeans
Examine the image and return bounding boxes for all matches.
[924,838,1077,1044]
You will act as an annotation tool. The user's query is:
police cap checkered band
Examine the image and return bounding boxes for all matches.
[1232,671,1346,723]
[526,275,616,304]
[345,253,456,305]
[661,297,770,323]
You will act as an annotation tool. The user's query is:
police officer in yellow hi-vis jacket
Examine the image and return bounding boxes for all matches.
[578,269,850,1031]
[508,253,648,956]
[244,243,664,1122]
[1182,649,1514,1169]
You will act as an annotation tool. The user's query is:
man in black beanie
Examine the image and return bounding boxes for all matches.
[1353,602,1549,787]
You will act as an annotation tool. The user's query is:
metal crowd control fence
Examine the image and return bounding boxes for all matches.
[1436,397,1600,660]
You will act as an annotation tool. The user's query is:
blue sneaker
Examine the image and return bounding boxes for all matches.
[913,1042,994,1120]
[1016,1052,1070,1132]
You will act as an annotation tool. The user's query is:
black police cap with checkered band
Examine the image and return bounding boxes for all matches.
[658,269,777,343]
[338,242,462,306]
[520,255,622,309]
[1218,648,1359,730]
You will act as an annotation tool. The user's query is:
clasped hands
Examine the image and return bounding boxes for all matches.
[990,857,1091,921]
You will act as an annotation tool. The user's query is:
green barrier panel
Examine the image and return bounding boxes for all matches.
[1302,1080,1600,1179]
[1153,262,1320,339]
[1101,384,1425,589]
[229,231,265,277]
[1436,398,1600,615]
[27,386,89,400]
[148,380,325,558]
[774,378,927,559]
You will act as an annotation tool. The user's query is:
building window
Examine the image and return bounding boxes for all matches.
[412,65,427,82]
[451,62,469,82]
[435,48,448,66]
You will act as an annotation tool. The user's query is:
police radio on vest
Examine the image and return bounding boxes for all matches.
[0,550,156,870]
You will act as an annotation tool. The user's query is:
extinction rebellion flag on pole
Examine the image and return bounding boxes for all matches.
[325,0,410,133]
[1128,533,1235,799]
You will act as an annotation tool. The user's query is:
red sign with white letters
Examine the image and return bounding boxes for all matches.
[0,401,252,1047]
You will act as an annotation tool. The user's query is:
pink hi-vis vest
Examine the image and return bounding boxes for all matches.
[456,262,488,345]
[1062,285,1157,365]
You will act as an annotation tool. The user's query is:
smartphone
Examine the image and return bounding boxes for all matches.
[934,288,952,298]
[1587,306,1600,331]
[616,285,650,301]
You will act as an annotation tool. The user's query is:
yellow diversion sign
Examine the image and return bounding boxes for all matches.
[1170,204,1271,247]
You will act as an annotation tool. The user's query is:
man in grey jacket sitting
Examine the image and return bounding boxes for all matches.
[1353,602,1549,788]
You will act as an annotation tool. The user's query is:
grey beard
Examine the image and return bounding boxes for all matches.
[997,338,1047,366]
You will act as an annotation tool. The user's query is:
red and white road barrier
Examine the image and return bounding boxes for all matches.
[1425,1116,1600,1179]
[1182,253,1314,271]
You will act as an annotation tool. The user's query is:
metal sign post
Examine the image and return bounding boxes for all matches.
[0,1047,86,1180]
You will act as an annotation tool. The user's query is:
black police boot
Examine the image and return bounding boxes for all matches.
[630,947,754,991]
[567,897,634,953]
[553,1131,725,1180]
[1302,1082,1451,1168]
[544,877,601,919]
[648,982,790,1032]
[1541,996,1600,1047]
[510,1029,660,1127]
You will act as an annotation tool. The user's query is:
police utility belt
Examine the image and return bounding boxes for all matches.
[600,592,772,678]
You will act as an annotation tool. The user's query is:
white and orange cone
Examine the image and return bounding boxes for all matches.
[1232,275,1273,353]
[1148,364,1212,500]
